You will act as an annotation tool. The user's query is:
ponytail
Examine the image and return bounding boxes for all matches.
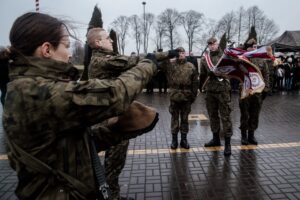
[0,46,11,62]
[0,47,10,88]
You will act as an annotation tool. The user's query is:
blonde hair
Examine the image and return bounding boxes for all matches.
[87,27,105,49]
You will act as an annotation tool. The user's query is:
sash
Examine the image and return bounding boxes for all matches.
[204,52,216,72]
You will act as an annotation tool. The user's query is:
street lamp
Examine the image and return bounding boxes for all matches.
[142,2,146,53]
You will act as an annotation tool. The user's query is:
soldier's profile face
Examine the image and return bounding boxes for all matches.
[49,28,71,63]
[247,45,257,51]
[178,51,186,60]
[208,42,219,51]
[99,31,113,51]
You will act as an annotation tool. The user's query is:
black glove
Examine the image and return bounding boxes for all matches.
[168,50,179,58]
[145,53,158,67]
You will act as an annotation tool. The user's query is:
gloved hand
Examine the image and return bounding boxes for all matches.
[145,53,158,67]
[168,50,179,58]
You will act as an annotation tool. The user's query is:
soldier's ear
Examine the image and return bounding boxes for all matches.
[34,42,52,58]
[95,39,101,48]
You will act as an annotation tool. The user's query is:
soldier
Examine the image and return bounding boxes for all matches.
[0,47,9,106]
[265,46,276,94]
[160,47,199,149]
[200,37,232,156]
[239,38,269,145]
[1,12,158,200]
[86,27,179,200]
[86,27,139,200]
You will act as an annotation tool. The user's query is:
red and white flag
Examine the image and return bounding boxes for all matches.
[212,46,270,99]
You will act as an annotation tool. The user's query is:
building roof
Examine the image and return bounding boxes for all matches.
[267,30,300,52]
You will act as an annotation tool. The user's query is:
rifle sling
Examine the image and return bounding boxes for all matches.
[7,138,92,199]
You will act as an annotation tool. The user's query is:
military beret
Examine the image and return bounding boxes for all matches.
[207,37,217,45]
[176,47,185,52]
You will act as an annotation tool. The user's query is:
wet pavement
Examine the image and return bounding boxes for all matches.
[0,91,300,200]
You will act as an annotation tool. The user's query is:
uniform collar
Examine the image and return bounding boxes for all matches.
[9,56,79,81]
[92,49,116,56]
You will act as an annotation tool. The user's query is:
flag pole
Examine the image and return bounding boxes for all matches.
[35,0,39,12]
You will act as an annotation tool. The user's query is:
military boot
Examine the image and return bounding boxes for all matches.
[241,129,248,145]
[204,132,221,147]
[170,134,178,149]
[224,137,231,156]
[248,130,258,145]
[180,133,190,149]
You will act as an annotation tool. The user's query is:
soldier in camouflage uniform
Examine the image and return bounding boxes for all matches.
[87,27,141,200]
[239,39,269,145]
[1,12,158,200]
[200,37,232,156]
[266,46,275,94]
[160,47,199,149]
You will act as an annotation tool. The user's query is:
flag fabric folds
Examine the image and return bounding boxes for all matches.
[206,46,270,99]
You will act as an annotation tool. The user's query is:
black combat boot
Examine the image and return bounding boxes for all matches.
[248,130,258,145]
[241,129,248,145]
[180,133,190,149]
[204,132,221,147]
[170,134,178,149]
[224,137,231,156]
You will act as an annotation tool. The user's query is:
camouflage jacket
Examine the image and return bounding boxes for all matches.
[200,49,231,92]
[88,49,140,79]
[3,56,156,199]
[249,57,270,91]
[161,57,199,102]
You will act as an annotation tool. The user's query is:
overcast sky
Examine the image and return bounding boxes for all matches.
[1,0,299,54]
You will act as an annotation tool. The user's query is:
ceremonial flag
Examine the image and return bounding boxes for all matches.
[211,46,270,99]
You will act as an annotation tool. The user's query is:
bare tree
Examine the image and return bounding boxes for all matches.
[244,6,278,44]
[194,19,217,53]
[153,18,166,50]
[256,18,279,44]
[129,15,143,55]
[180,10,205,53]
[111,16,130,55]
[216,11,237,42]
[71,40,84,65]
[245,6,264,32]
[236,6,246,45]
[158,9,181,49]
[143,13,155,53]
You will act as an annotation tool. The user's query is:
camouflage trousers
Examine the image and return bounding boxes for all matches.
[239,93,263,132]
[105,139,129,200]
[205,91,232,137]
[169,100,192,135]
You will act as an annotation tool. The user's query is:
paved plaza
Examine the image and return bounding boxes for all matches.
[0,91,300,200]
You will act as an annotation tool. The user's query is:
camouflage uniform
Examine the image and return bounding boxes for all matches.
[88,49,139,200]
[3,55,156,200]
[161,55,199,147]
[200,49,232,138]
[265,59,275,93]
[239,58,270,133]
